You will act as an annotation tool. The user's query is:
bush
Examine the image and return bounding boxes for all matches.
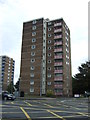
[46,90,54,97]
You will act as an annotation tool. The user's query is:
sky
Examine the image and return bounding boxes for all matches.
[0,0,88,84]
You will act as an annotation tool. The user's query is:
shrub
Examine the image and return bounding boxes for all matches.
[46,90,54,97]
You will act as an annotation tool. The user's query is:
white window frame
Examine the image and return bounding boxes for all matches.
[32,32,36,36]
[31,59,35,63]
[48,22,52,25]
[48,28,51,31]
[30,88,34,92]
[32,26,36,30]
[48,60,51,63]
[47,82,51,85]
[47,67,51,70]
[47,74,51,78]
[31,52,35,56]
[48,34,51,37]
[32,38,36,43]
[48,53,51,57]
[30,80,34,85]
[48,40,51,44]
[31,45,36,49]
[31,66,35,70]
[32,20,36,24]
[48,46,51,50]
[30,73,34,77]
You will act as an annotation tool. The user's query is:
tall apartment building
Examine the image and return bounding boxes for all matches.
[20,18,72,96]
[0,56,15,91]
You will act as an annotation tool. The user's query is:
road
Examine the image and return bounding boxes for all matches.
[0,97,89,120]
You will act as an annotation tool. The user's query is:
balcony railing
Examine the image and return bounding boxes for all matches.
[54,84,63,88]
[54,76,63,81]
[54,62,63,66]
[54,29,62,33]
[54,23,62,27]
[54,35,62,39]
[54,48,62,52]
[54,41,62,45]
[55,92,63,95]
[54,55,62,59]
[54,70,63,73]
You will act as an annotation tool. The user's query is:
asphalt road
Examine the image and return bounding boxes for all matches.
[0,97,89,120]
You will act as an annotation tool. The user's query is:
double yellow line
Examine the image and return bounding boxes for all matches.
[47,110,66,120]
[20,107,31,120]
[20,101,32,120]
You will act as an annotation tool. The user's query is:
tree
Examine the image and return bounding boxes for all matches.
[14,80,20,91]
[7,81,14,94]
[72,61,90,95]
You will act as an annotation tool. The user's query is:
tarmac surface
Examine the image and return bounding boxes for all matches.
[0,97,89,120]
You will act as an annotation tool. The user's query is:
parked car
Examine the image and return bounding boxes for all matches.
[2,91,16,100]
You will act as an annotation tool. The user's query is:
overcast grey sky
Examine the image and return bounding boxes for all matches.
[0,0,88,84]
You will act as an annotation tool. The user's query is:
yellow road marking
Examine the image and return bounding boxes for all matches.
[47,110,66,120]
[24,101,32,106]
[11,102,14,104]
[20,107,31,120]
[78,112,88,117]
[44,104,54,108]
[58,103,88,117]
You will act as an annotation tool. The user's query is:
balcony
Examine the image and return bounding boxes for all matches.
[54,23,62,27]
[54,70,63,73]
[54,29,62,33]
[54,84,63,88]
[54,48,62,52]
[54,35,62,39]
[54,76,63,81]
[54,62,62,66]
[54,41,62,45]
[54,55,62,59]
[55,92,63,95]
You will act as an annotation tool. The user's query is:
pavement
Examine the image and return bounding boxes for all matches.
[0,97,89,120]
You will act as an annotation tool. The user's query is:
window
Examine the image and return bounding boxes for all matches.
[47,82,51,85]
[48,28,51,31]
[8,74,10,76]
[9,60,11,63]
[48,47,51,50]
[48,34,51,37]
[31,45,36,49]
[32,26,36,30]
[32,20,36,24]
[48,67,51,70]
[48,53,51,57]
[32,38,36,42]
[30,80,34,85]
[47,74,51,78]
[30,87,34,92]
[48,22,52,25]
[31,66,35,70]
[8,70,10,73]
[9,64,11,66]
[31,59,35,63]
[43,46,45,49]
[66,61,69,65]
[31,52,35,56]
[30,73,34,77]
[48,40,51,44]
[43,40,45,43]
[32,32,36,36]
[48,60,51,63]
[8,67,10,70]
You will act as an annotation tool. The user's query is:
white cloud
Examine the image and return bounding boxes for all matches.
[0,0,88,83]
